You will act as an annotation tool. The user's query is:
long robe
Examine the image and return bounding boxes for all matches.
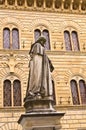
[26,42,54,98]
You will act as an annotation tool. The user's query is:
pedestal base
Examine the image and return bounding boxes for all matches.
[24,97,55,113]
[18,111,65,130]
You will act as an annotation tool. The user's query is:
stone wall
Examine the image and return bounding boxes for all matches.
[0,8,86,130]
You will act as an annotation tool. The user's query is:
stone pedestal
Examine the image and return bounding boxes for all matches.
[18,111,65,130]
[18,96,65,130]
[24,96,55,113]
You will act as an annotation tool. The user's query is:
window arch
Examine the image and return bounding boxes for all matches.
[70,78,86,105]
[34,29,50,50]
[3,27,19,49]
[64,30,80,51]
[3,78,22,107]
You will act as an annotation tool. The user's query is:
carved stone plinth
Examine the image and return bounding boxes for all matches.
[24,97,55,113]
[18,111,65,130]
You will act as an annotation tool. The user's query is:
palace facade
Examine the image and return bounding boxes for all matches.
[0,0,86,130]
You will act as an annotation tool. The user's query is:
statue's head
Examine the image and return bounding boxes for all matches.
[36,36,46,45]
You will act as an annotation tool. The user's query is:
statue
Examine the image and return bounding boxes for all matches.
[25,36,54,101]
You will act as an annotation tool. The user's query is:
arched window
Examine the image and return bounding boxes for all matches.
[3,27,19,49]
[70,80,80,105]
[79,80,86,104]
[34,29,50,50]
[42,29,50,50]
[3,79,22,107]
[12,28,19,49]
[34,29,41,42]
[3,28,10,49]
[3,80,11,106]
[13,80,21,106]
[64,31,72,51]
[72,31,80,51]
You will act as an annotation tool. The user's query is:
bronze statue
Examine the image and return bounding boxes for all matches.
[25,36,54,100]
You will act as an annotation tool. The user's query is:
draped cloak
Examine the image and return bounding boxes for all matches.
[26,42,54,98]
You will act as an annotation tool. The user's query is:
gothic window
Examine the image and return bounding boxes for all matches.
[70,78,86,105]
[42,30,50,50]
[34,29,41,42]
[64,30,80,51]
[72,31,80,51]
[3,27,19,49]
[13,80,21,106]
[70,80,80,105]
[3,80,11,106]
[3,28,10,49]
[79,80,86,104]
[64,31,72,51]
[34,29,50,50]
[12,28,19,49]
[3,79,22,107]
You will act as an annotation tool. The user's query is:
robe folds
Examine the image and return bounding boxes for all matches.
[26,42,54,98]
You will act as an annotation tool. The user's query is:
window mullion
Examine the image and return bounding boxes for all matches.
[11,81,13,107]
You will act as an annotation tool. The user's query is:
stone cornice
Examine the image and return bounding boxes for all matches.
[0,49,86,56]
[0,0,86,14]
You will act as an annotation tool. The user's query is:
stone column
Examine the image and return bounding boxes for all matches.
[61,0,64,10]
[79,0,82,11]
[70,0,74,11]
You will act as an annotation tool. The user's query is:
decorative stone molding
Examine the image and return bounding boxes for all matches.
[0,0,86,14]
[0,122,22,130]
[29,18,53,32]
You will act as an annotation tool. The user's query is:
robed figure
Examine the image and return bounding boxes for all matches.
[25,36,54,100]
